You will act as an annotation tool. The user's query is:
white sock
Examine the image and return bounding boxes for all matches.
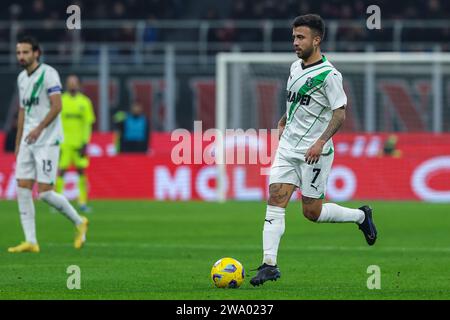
[39,191,83,225]
[317,203,365,224]
[17,187,37,244]
[263,205,285,266]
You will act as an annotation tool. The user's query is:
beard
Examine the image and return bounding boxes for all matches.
[297,45,314,60]
[19,59,33,69]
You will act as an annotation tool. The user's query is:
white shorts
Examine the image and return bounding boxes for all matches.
[16,143,60,185]
[269,147,334,199]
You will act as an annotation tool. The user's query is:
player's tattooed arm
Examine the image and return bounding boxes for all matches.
[305,106,346,164]
[277,113,287,139]
[318,106,346,144]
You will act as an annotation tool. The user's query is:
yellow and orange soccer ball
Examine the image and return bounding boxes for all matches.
[210,257,245,288]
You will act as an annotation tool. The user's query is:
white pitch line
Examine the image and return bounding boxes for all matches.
[43,242,450,253]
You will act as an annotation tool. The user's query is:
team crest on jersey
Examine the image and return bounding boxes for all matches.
[33,82,41,91]
[305,77,314,88]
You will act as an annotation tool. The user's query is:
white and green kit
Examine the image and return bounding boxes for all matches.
[16,63,63,184]
[270,55,347,198]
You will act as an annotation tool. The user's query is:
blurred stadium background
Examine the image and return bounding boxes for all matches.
[0,0,449,202]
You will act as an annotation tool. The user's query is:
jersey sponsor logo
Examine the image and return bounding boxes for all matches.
[286,90,311,106]
[22,97,40,107]
[23,70,46,113]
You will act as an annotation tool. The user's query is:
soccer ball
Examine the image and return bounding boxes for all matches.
[210,257,245,288]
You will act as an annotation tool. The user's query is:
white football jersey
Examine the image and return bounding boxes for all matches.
[17,63,63,146]
[279,55,347,155]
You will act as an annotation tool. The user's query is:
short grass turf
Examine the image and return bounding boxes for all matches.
[0,200,449,300]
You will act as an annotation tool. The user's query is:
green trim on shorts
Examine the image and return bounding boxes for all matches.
[322,146,334,156]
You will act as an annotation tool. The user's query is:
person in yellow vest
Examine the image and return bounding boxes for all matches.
[56,75,95,213]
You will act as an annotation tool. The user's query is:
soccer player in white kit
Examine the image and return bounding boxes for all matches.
[250,15,377,286]
[8,36,89,253]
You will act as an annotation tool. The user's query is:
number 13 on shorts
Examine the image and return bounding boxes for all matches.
[36,145,60,185]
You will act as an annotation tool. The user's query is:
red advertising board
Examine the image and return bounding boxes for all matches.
[1,132,449,202]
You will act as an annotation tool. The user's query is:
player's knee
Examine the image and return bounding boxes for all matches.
[267,183,291,208]
[38,184,54,197]
[39,191,50,202]
[17,179,33,189]
[302,207,321,222]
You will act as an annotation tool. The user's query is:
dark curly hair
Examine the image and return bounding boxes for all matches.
[17,35,41,57]
[292,14,325,42]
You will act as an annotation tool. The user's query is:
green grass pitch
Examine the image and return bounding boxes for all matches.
[0,200,449,300]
